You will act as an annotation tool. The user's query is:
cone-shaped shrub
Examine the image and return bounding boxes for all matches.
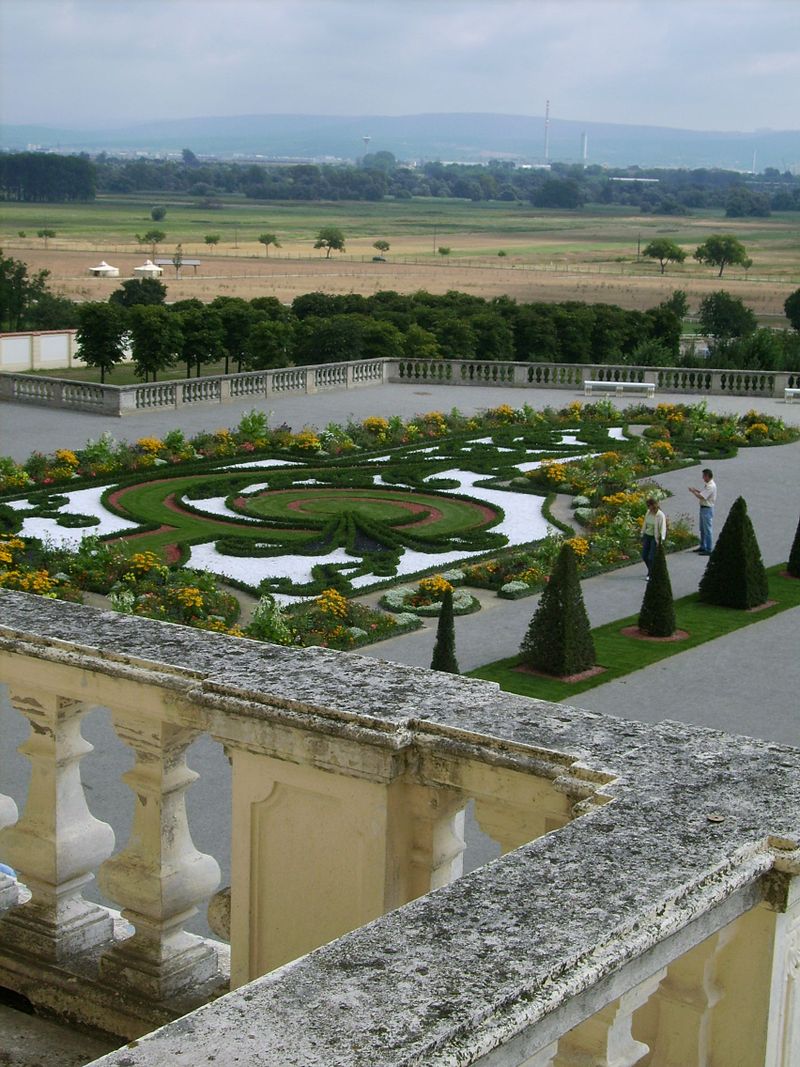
[698,496,768,608]
[638,545,676,636]
[520,543,595,676]
[788,512,800,578]
[430,587,460,673]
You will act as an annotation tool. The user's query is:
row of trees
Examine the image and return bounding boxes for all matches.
[4,150,799,214]
[73,282,688,382]
[0,153,96,202]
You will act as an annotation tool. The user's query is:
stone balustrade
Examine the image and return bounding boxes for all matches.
[0,590,798,1065]
[2,355,797,418]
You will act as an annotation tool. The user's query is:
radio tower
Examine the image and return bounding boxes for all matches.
[362,135,371,154]
[544,100,551,164]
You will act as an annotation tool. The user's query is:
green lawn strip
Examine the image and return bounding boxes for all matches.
[468,567,800,701]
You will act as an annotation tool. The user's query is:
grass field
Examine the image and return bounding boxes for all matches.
[3,193,798,316]
[468,566,800,699]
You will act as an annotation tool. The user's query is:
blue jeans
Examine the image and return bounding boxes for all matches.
[699,506,714,552]
[641,534,657,573]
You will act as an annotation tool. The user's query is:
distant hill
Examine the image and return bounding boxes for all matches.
[2,112,798,171]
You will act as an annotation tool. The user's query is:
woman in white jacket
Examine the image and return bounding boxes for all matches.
[640,497,667,579]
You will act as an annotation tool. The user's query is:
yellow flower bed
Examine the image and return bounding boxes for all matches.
[417,575,453,598]
[564,537,590,558]
[317,587,348,618]
[136,437,164,454]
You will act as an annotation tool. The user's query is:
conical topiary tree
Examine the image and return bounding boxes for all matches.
[638,544,676,637]
[698,496,768,609]
[520,543,595,676]
[788,512,800,578]
[430,587,459,673]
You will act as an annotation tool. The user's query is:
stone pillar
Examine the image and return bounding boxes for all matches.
[553,968,666,1067]
[0,793,19,909]
[98,716,220,999]
[227,748,467,987]
[0,691,115,960]
[765,875,800,1067]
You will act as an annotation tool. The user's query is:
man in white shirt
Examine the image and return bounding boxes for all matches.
[689,468,717,555]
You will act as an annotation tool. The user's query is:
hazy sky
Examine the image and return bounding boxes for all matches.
[1,0,798,132]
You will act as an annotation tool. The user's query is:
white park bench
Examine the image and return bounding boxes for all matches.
[785,387,800,403]
[583,379,656,399]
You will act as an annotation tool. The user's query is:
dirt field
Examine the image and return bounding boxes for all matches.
[12,241,797,317]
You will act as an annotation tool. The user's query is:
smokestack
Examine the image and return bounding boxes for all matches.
[544,100,550,163]
[581,131,588,166]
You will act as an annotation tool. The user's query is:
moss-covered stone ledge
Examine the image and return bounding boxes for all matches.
[1,590,799,1066]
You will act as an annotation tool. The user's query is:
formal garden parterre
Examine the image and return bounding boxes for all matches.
[0,400,796,652]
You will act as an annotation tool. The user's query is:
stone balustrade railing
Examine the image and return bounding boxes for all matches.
[0,590,798,1065]
[1,356,797,418]
[0,358,388,416]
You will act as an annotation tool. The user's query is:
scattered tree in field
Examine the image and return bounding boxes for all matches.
[150,205,167,222]
[372,239,390,254]
[314,227,345,258]
[785,289,800,332]
[172,243,183,278]
[698,496,768,609]
[17,231,26,238]
[76,302,127,383]
[109,277,167,308]
[37,228,56,248]
[128,304,182,382]
[693,234,750,277]
[138,229,166,257]
[642,238,687,274]
[257,232,281,256]
[698,291,757,343]
[787,512,800,579]
[204,234,220,251]
[519,544,595,676]
[430,587,459,673]
[437,246,451,256]
[638,545,676,636]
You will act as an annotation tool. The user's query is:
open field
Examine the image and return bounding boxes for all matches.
[3,194,798,316]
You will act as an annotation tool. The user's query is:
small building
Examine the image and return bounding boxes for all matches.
[87,261,119,278]
[133,260,164,278]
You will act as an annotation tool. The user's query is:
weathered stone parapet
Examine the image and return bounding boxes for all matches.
[1,590,799,1064]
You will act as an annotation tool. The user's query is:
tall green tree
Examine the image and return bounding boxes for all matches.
[642,238,687,274]
[175,306,224,378]
[76,302,127,383]
[138,229,166,258]
[698,496,768,609]
[313,226,346,258]
[785,289,800,332]
[430,588,459,673]
[211,296,255,373]
[693,234,750,277]
[109,277,167,308]
[698,291,757,343]
[128,304,182,382]
[244,319,295,369]
[519,544,595,676]
[0,253,49,330]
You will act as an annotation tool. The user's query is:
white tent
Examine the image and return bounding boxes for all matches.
[133,259,163,277]
[87,261,119,277]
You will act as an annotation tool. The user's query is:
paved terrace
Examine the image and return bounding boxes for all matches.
[1,380,798,746]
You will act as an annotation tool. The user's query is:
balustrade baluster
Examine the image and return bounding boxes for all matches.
[0,793,19,909]
[0,690,115,960]
[98,716,220,999]
[553,968,666,1067]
